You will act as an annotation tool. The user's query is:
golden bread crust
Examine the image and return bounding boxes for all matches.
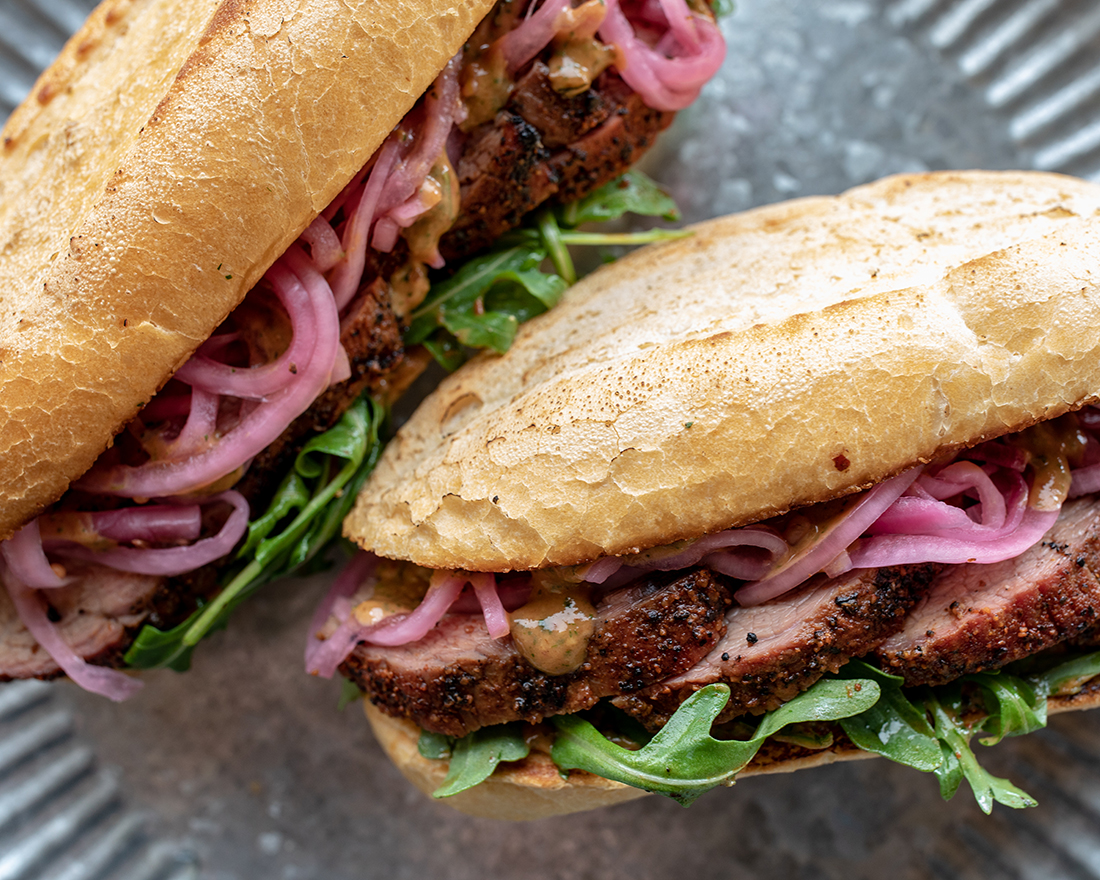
[346,170,1100,571]
[0,0,496,539]
[364,702,650,820]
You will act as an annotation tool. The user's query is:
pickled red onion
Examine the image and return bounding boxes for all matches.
[371,57,464,250]
[46,492,249,577]
[358,570,467,647]
[849,508,1059,569]
[306,551,379,678]
[299,215,345,272]
[599,0,725,111]
[449,577,533,614]
[0,564,142,701]
[76,248,340,498]
[156,387,219,460]
[174,248,326,400]
[499,0,572,71]
[328,139,400,311]
[735,469,922,606]
[470,571,511,639]
[1,521,68,589]
[847,467,1059,568]
[1072,466,1100,497]
[93,505,201,544]
[580,527,788,589]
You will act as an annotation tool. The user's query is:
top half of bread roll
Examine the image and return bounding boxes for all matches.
[346,170,1100,572]
[0,0,496,540]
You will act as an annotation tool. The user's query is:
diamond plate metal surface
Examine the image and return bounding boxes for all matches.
[3,1,1100,878]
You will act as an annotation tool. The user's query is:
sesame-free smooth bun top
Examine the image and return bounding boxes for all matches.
[0,0,495,540]
[346,170,1100,572]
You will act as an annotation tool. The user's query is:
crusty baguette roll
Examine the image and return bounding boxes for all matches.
[0,0,495,541]
[365,686,1100,821]
[346,170,1100,571]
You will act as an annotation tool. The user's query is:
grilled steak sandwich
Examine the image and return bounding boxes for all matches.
[312,169,1100,818]
[0,0,724,698]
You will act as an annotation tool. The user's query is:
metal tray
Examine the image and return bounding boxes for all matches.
[4,1,1100,877]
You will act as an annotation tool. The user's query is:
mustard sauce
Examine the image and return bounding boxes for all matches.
[36,512,116,552]
[1014,414,1087,510]
[353,562,431,627]
[509,571,597,675]
[775,495,861,566]
[548,1,617,96]
[403,153,460,266]
[461,43,512,130]
[387,261,430,320]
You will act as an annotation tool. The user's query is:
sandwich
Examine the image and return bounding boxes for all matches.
[311,168,1100,819]
[0,0,725,698]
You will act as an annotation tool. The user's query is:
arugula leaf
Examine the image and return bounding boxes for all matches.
[559,170,681,228]
[836,660,943,772]
[442,309,519,353]
[926,687,1038,814]
[432,723,530,798]
[551,679,880,806]
[836,661,1051,809]
[710,0,735,19]
[418,730,454,761]
[337,678,364,712]
[408,171,689,370]
[964,671,1046,745]
[421,332,466,373]
[124,397,386,670]
[1018,650,1100,698]
[404,245,565,366]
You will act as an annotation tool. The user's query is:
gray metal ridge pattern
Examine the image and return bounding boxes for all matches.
[0,682,194,880]
[3,1,1100,878]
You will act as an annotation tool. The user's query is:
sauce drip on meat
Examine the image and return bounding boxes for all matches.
[509,572,597,674]
[1014,414,1086,510]
[548,0,618,96]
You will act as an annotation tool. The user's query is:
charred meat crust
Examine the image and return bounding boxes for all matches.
[612,564,940,730]
[342,568,732,737]
[441,68,674,259]
[877,497,1100,686]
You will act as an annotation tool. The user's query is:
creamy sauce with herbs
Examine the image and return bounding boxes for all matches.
[404,154,460,266]
[461,43,512,130]
[509,573,597,675]
[549,0,617,96]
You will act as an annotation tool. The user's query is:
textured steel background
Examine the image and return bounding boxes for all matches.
[4,1,1100,877]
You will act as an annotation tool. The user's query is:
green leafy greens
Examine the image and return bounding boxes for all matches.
[423,724,531,799]
[421,652,1100,811]
[407,171,687,369]
[550,680,880,806]
[123,397,386,671]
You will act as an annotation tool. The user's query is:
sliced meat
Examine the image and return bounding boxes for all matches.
[547,74,673,205]
[443,111,557,260]
[612,564,939,730]
[508,61,611,149]
[0,562,162,679]
[876,497,1100,686]
[342,568,732,737]
[441,71,674,259]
